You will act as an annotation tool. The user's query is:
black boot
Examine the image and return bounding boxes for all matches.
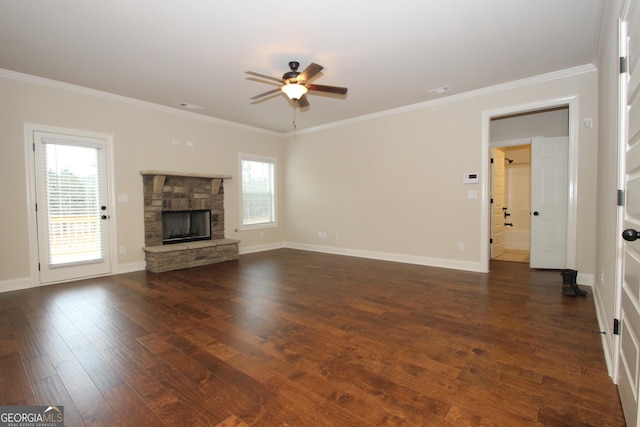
[570,269,587,296]
[561,269,577,296]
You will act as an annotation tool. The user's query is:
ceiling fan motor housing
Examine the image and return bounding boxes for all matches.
[283,61,301,81]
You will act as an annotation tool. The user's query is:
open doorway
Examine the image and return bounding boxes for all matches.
[484,103,574,270]
[491,144,531,263]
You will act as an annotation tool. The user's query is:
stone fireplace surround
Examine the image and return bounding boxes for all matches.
[141,170,239,273]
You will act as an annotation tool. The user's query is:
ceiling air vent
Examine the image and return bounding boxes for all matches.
[428,86,450,95]
[178,102,205,110]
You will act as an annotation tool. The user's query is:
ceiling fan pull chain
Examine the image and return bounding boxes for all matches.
[292,103,297,130]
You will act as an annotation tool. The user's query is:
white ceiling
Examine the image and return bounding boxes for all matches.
[0,1,603,134]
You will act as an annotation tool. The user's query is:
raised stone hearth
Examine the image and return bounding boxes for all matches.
[141,170,239,273]
[143,239,240,273]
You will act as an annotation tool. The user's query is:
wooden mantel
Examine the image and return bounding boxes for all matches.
[140,170,232,195]
[140,170,232,180]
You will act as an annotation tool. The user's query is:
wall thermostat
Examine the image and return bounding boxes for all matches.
[463,173,479,184]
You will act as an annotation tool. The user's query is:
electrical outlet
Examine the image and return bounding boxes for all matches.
[259,231,264,238]
[322,231,327,239]
[119,246,126,255]
[458,242,464,251]
[335,232,341,240]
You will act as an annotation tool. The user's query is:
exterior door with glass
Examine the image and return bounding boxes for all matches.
[33,131,112,284]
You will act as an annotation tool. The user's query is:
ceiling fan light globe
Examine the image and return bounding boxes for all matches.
[281,83,308,100]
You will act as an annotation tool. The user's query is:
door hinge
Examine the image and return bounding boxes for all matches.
[38,263,40,271]
[621,56,628,74]
[614,318,620,335]
[617,189,625,206]
[490,198,493,204]
[491,158,494,164]
[32,142,36,152]
[490,238,493,244]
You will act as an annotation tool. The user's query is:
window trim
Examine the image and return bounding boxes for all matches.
[238,153,277,231]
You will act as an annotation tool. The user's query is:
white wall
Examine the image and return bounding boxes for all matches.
[0,74,286,290]
[285,70,598,274]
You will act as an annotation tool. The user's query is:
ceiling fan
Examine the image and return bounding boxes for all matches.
[246,61,348,108]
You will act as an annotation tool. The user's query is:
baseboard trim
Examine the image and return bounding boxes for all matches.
[592,285,615,379]
[117,261,146,274]
[3,247,589,293]
[283,242,485,272]
[577,272,594,286]
[0,277,33,293]
[240,242,286,255]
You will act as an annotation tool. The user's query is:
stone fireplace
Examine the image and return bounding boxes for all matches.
[141,170,239,273]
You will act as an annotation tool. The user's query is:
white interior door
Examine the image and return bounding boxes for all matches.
[491,149,505,258]
[529,136,568,269]
[618,2,640,424]
[33,131,112,284]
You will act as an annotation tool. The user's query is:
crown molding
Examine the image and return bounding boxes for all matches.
[290,63,597,136]
[1,64,596,138]
[0,68,283,138]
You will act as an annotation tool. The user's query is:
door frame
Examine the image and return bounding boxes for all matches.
[480,96,579,272]
[24,123,118,286]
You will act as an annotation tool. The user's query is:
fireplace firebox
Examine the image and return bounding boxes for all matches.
[162,210,211,244]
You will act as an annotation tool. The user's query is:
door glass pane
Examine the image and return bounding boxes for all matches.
[43,143,103,266]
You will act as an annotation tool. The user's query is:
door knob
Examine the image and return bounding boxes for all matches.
[533,211,540,216]
[622,229,640,241]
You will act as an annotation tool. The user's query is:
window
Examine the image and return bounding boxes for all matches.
[240,154,276,228]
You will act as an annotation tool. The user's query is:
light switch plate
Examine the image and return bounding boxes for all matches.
[463,173,479,184]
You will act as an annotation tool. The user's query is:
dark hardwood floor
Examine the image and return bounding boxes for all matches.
[0,249,625,426]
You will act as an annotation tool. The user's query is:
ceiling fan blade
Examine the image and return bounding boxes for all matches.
[250,92,282,104]
[298,63,323,81]
[246,76,281,87]
[245,71,283,84]
[297,94,310,108]
[307,84,348,95]
[250,88,282,100]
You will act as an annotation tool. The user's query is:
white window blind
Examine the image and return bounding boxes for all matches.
[241,157,275,226]
[43,141,104,266]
